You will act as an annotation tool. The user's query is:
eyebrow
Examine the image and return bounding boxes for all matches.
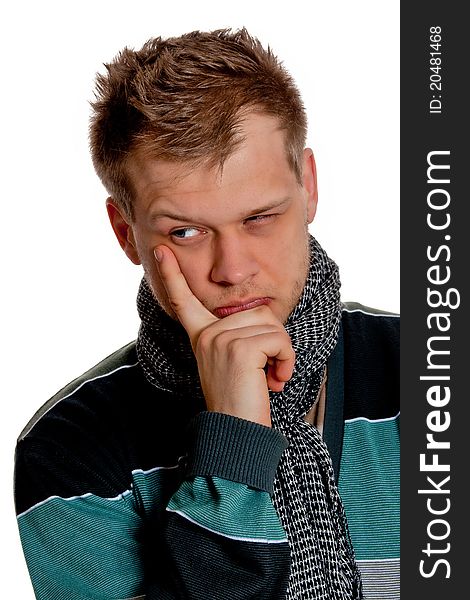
[149,196,291,224]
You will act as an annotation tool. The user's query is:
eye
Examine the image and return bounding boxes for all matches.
[170,227,205,240]
[244,214,276,226]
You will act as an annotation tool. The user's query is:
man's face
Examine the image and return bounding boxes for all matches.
[109,113,318,324]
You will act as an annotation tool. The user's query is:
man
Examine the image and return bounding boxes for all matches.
[14,28,399,599]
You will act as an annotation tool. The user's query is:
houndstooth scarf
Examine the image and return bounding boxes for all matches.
[136,235,363,599]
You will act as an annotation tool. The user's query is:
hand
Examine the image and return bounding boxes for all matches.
[154,245,295,427]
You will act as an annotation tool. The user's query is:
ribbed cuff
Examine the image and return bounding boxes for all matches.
[185,411,289,495]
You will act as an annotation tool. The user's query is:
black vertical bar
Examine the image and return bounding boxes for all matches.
[401,2,468,598]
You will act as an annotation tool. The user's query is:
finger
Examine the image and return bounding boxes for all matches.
[266,349,295,392]
[212,325,281,346]
[220,304,279,328]
[273,349,296,382]
[210,327,292,394]
[266,360,294,390]
[194,306,285,337]
[235,331,295,377]
[266,364,285,392]
[154,245,217,337]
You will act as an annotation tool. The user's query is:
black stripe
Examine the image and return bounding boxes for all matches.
[341,310,399,421]
[145,512,290,599]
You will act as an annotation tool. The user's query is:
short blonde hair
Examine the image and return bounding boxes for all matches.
[89,28,307,219]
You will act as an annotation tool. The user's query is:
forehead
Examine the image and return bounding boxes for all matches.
[126,113,297,214]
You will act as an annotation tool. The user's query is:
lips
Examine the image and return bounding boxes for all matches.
[213,297,272,318]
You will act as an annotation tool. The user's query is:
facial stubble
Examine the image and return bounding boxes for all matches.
[141,225,311,326]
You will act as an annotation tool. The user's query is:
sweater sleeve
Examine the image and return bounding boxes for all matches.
[148,412,291,599]
[15,411,290,600]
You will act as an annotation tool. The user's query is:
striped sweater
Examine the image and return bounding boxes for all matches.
[14,303,399,599]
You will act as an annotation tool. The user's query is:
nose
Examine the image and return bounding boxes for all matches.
[210,234,259,286]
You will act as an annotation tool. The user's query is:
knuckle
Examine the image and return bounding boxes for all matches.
[226,336,245,360]
[167,294,186,314]
[253,305,273,319]
[168,300,182,314]
[195,327,213,353]
[248,305,279,327]
[213,329,233,352]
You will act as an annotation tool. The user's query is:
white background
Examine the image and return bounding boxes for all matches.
[1,1,399,596]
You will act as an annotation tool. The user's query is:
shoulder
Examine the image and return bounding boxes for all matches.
[340,302,399,420]
[341,301,399,350]
[15,342,145,513]
[18,341,142,442]
[14,341,178,514]
[341,301,400,322]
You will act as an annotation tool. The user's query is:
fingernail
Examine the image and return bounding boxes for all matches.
[154,248,163,263]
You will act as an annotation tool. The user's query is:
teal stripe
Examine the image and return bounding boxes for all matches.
[132,465,181,516]
[338,417,400,560]
[167,476,287,542]
[18,493,144,600]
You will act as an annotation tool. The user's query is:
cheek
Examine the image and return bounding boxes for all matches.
[177,254,208,293]
[134,228,166,271]
[137,242,158,275]
[271,226,304,265]
[280,230,310,281]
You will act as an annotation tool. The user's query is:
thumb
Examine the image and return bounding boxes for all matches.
[155,245,217,340]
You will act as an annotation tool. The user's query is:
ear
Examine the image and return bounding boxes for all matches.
[302,148,318,224]
[106,199,141,265]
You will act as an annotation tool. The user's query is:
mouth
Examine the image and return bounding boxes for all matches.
[213,297,272,318]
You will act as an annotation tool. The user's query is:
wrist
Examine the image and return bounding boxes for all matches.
[185,411,288,495]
